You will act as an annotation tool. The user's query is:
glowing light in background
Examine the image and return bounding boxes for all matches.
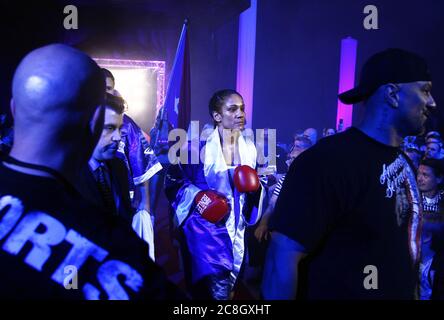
[110,68,151,123]
[94,58,165,133]
[336,37,358,131]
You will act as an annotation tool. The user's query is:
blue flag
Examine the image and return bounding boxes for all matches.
[151,21,191,154]
[164,21,191,130]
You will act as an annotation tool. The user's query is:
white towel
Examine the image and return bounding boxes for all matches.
[132,209,155,261]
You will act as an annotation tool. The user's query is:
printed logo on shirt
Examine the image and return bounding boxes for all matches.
[379,154,422,263]
[380,155,411,199]
[0,195,143,299]
[379,154,418,225]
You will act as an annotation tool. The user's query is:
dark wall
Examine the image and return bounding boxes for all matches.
[4,0,443,144]
[254,0,444,143]
[0,1,65,124]
[0,0,245,131]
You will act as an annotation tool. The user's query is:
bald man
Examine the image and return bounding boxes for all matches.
[0,44,183,299]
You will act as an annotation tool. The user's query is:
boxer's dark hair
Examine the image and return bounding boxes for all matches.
[208,89,242,122]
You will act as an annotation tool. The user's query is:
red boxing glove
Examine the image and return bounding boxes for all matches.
[234,165,260,193]
[194,190,230,223]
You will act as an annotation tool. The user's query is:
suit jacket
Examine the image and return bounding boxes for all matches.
[78,158,135,224]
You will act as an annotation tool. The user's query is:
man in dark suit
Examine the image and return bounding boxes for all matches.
[79,93,134,224]
[102,68,161,261]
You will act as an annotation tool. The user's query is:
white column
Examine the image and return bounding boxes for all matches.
[236,0,257,129]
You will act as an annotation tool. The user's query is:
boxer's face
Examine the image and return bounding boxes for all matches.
[213,94,245,130]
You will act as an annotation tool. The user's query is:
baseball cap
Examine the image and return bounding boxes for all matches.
[338,48,431,104]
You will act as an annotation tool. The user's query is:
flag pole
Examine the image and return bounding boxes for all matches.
[152,19,189,154]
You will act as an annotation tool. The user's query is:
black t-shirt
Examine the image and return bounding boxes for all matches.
[0,162,184,300]
[270,127,420,299]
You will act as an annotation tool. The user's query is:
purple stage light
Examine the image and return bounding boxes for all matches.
[336,37,358,132]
